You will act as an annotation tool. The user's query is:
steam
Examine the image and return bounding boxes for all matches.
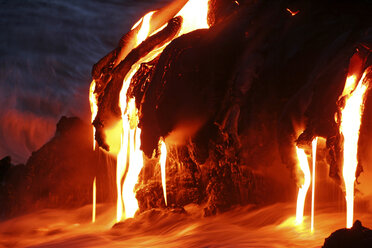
[0,108,56,164]
[2,203,372,247]
[165,118,208,146]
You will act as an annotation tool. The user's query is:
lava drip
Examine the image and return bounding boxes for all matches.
[295,147,311,225]
[159,140,168,206]
[338,70,370,228]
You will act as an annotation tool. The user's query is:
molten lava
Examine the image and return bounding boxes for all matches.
[159,140,168,206]
[88,0,211,222]
[132,11,155,46]
[89,80,98,150]
[311,137,318,232]
[92,177,96,223]
[286,8,300,16]
[294,138,318,231]
[339,72,369,228]
[295,147,311,225]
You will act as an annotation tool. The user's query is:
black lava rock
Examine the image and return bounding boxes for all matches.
[323,220,372,248]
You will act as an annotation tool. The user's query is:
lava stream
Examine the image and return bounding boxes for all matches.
[92,177,96,223]
[160,140,168,206]
[111,0,210,222]
[339,72,369,228]
[295,147,311,225]
[311,137,318,232]
[89,80,98,150]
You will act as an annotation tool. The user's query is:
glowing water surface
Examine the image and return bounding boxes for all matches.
[1,202,371,248]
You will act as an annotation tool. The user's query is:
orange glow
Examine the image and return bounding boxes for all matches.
[341,75,358,97]
[295,147,311,225]
[286,8,299,16]
[339,72,369,228]
[103,121,123,155]
[176,0,209,35]
[134,11,155,47]
[89,80,98,150]
[159,140,168,206]
[92,177,96,223]
[116,125,128,222]
[311,137,318,232]
[115,19,153,220]
[114,12,152,219]
[121,126,144,219]
[86,0,212,222]
[119,98,144,219]
[4,202,372,248]
[114,0,210,222]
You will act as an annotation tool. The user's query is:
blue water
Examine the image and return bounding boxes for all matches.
[0,0,169,163]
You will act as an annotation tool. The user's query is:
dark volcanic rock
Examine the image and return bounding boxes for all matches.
[0,116,115,219]
[323,220,372,248]
[0,156,11,182]
[0,157,28,219]
[97,0,371,215]
[26,116,114,209]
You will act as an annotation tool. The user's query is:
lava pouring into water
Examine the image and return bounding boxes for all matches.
[295,146,311,225]
[339,71,370,228]
[88,0,211,222]
[92,177,96,223]
[160,140,168,206]
[311,137,318,232]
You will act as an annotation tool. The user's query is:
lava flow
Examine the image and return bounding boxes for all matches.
[159,139,168,206]
[339,70,370,228]
[295,146,311,225]
[294,137,318,230]
[294,68,371,231]
[89,0,210,222]
[89,80,98,150]
[311,137,318,232]
[92,177,96,223]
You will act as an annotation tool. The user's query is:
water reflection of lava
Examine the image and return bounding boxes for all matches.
[1,202,371,247]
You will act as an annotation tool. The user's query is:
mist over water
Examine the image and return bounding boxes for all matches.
[1,202,372,248]
[0,0,170,163]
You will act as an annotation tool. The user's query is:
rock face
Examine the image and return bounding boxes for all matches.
[135,0,372,213]
[0,116,115,219]
[91,0,372,215]
[323,220,372,248]
[0,156,28,218]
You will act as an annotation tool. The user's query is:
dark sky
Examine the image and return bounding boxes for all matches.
[0,0,171,163]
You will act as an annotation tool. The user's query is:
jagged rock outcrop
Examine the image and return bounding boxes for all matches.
[91,0,372,214]
[323,220,372,248]
[0,116,115,219]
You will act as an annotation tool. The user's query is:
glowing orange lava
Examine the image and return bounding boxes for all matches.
[311,137,318,232]
[295,147,311,225]
[339,72,369,228]
[159,140,168,206]
[286,8,300,16]
[89,80,98,150]
[92,177,96,223]
[109,0,210,222]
